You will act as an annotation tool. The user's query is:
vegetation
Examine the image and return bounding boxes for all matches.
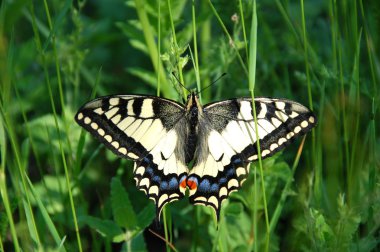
[0,0,379,251]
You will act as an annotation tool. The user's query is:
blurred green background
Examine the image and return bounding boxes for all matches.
[0,0,379,251]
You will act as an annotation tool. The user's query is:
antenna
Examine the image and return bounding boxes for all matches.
[171,72,191,93]
[196,73,227,95]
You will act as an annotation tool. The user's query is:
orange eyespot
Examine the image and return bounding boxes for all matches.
[187,179,198,190]
[180,178,187,189]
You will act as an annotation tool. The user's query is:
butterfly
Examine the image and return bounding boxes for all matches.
[75,92,317,220]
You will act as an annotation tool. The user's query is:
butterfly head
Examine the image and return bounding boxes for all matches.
[185,92,202,112]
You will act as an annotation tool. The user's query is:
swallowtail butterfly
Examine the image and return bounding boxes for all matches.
[75,93,316,219]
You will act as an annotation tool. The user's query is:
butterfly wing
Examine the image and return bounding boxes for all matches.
[75,95,189,216]
[187,98,317,218]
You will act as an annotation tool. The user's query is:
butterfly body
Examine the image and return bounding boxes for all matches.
[76,92,316,219]
[184,93,201,164]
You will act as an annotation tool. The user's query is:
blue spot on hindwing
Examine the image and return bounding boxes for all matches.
[226,167,235,178]
[152,176,161,183]
[168,177,178,190]
[210,183,219,192]
[160,181,168,190]
[143,157,150,164]
[145,167,154,176]
[219,177,227,184]
[199,179,211,192]
[232,157,242,165]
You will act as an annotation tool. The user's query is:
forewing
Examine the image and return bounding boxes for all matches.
[75,95,189,216]
[188,97,317,218]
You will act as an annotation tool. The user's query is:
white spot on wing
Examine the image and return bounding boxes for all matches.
[77,113,83,120]
[140,99,154,118]
[84,117,91,124]
[135,166,145,175]
[278,138,287,145]
[289,111,299,118]
[119,147,127,155]
[194,196,207,203]
[257,103,268,119]
[275,101,286,110]
[128,152,139,159]
[238,101,254,120]
[286,132,294,139]
[109,98,119,106]
[294,126,302,133]
[98,128,105,136]
[104,135,112,143]
[262,149,270,157]
[111,141,120,149]
[139,178,150,187]
[301,120,308,128]
[158,194,168,207]
[248,154,258,161]
[270,143,278,151]
[236,167,246,177]
[227,179,238,189]
[91,122,98,130]
[219,187,227,197]
[94,108,104,115]
[169,193,179,198]
[208,196,219,208]
[127,100,135,116]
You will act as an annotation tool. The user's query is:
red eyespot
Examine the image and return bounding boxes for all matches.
[180,178,187,189]
[187,179,198,190]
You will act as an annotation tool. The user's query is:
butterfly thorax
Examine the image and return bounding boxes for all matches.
[184,93,203,164]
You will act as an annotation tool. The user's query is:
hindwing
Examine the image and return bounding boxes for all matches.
[75,95,189,215]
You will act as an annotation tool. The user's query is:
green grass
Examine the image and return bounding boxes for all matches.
[0,0,379,251]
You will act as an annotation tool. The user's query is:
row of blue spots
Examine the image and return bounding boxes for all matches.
[140,156,180,191]
[159,177,179,191]
[140,156,162,185]
[197,178,219,193]
[217,156,242,185]
[142,157,155,177]
[227,156,243,177]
